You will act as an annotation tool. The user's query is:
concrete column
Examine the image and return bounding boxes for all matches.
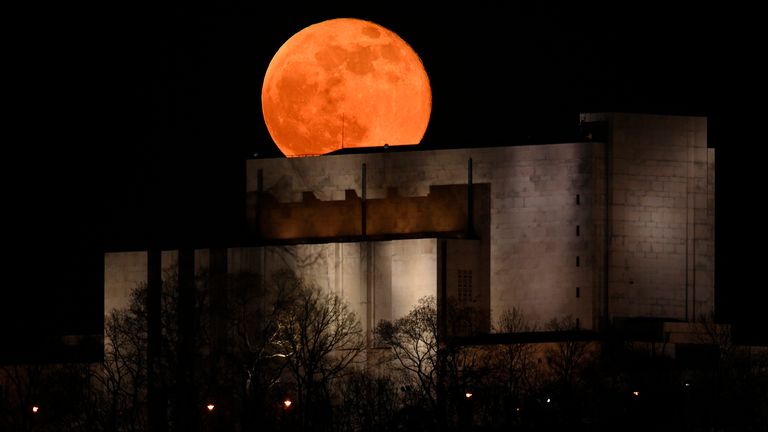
[147,248,166,432]
[176,248,197,430]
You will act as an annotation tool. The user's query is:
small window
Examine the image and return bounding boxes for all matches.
[576,194,580,205]
[576,287,580,298]
[576,256,580,267]
[458,270,473,302]
[576,225,580,236]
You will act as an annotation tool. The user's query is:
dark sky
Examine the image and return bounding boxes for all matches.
[4,3,765,359]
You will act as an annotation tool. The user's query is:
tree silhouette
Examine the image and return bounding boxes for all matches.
[275,278,364,431]
[334,370,399,432]
[545,315,592,392]
[375,296,440,417]
[99,295,148,432]
[494,308,540,400]
[214,270,300,430]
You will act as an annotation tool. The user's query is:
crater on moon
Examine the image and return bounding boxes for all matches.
[262,18,432,157]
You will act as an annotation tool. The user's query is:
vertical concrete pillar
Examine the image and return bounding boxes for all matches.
[467,158,474,236]
[255,169,263,239]
[177,248,197,430]
[208,247,231,431]
[147,248,166,432]
[603,122,612,331]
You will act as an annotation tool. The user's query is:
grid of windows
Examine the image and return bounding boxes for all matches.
[458,270,473,302]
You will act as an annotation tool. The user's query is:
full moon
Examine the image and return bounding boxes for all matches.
[262,18,432,157]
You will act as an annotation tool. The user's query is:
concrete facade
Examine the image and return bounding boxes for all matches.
[104,250,179,314]
[105,113,715,338]
[105,240,440,340]
[582,113,715,321]
[246,141,602,329]
[227,241,437,337]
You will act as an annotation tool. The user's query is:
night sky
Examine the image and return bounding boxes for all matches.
[4,3,765,360]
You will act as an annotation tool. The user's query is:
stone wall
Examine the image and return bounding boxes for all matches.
[104,240,440,344]
[104,113,715,337]
[247,143,600,329]
[103,250,182,315]
[252,184,478,240]
[582,113,715,321]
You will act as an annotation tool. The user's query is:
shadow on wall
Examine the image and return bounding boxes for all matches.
[249,184,489,240]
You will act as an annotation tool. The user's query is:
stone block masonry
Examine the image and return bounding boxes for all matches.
[247,141,601,329]
[105,113,714,338]
[582,113,714,322]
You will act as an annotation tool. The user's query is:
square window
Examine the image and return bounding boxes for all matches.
[458,270,472,302]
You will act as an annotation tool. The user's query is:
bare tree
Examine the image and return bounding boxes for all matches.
[496,308,540,395]
[375,296,440,414]
[335,370,399,432]
[99,304,148,432]
[0,362,103,432]
[96,266,211,432]
[693,312,734,359]
[231,271,301,390]
[221,270,299,430]
[376,296,498,429]
[689,313,768,431]
[545,315,592,393]
[0,363,45,432]
[275,278,364,430]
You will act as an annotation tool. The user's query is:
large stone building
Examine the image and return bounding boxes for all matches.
[105,112,715,344]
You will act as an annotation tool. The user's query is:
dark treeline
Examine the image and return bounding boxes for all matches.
[1,269,766,431]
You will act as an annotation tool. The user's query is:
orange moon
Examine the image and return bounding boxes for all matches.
[262,18,432,157]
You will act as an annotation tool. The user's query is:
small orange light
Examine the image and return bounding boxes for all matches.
[632,391,640,397]
[206,404,215,411]
[32,406,39,413]
[465,392,473,399]
[284,399,292,408]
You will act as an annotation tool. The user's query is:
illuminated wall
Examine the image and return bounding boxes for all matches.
[583,113,715,321]
[227,240,437,336]
[104,250,179,314]
[105,113,715,337]
[245,112,715,329]
[247,142,601,329]
[104,240,441,339]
